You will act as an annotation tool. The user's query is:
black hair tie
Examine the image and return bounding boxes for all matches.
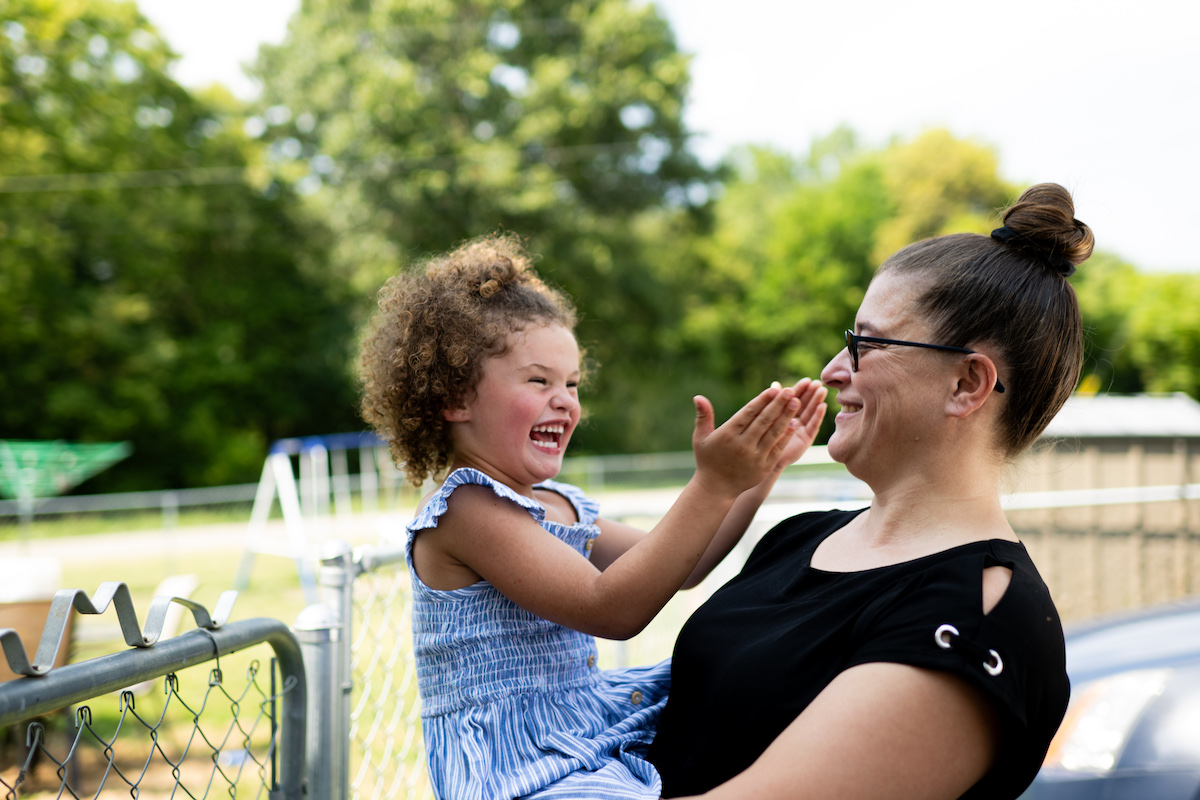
[991,226,1076,277]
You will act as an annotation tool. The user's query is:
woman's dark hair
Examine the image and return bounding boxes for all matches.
[359,233,578,485]
[880,183,1094,456]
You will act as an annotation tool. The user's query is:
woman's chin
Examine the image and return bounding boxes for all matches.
[825,432,850,465]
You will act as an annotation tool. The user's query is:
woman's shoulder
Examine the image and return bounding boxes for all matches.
[848,537,1067,723]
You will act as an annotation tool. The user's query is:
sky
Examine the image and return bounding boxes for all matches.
[137,0,1200,272]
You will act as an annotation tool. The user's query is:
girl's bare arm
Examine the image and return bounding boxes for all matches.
[433,385,801,639]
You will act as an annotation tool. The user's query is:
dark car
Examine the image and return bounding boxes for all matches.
[1023,597,1200,799]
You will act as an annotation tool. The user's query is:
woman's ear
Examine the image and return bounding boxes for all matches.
[443,406,470,422]
[947,353,1001,419]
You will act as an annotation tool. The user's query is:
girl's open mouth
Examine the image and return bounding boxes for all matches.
[530,424,565,452]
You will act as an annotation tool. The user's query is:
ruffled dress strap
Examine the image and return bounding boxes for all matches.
[409,467,547,535]
[534,478,600,527]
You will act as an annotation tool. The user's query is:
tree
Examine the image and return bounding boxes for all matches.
[1125,274,1200,398]
[251,0,717,454]
[1074,255,1200,398]
[1072,253,1146,394]
[871,129,1014,264]
[0,0,360,489]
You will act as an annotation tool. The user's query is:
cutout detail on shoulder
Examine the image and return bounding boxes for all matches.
[982,565,1013,615]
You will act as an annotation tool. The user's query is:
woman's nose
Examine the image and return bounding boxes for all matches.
[821,347,851,388]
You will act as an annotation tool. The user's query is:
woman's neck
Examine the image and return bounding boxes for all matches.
[820,452,1015,572]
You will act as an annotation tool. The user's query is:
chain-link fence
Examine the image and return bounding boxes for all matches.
[1,609,306,800]
[348,562,431,800]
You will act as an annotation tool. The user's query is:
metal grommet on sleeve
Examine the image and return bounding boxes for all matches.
[934,623,1004,677]
[586,655,595,668]
[630,691,643,705]
[934,623,959,649]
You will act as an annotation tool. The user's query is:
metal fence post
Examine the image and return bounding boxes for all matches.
[295,603,343,800]
[319,539,357,800]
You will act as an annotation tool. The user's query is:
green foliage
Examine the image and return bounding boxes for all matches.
[872,129,1014,263]
[8,0,1199,492]
[1125,274,1200,397]
[1073,253,1146,393]
[0,0,360,490]
[1074,254,1200,398]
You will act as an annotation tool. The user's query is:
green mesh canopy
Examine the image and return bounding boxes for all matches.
[0,440,132,501]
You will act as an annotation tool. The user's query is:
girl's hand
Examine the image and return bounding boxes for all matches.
[772,378,827,471]
[690,384,802,496]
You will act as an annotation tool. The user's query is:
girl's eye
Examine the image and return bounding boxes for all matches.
[567,381,579,389]
[529,377,547,385]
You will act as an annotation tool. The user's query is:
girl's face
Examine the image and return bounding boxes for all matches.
[445,323,582,493]
[819,270,948,481]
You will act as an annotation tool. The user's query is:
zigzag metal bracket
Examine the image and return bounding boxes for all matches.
[0,582,238,678]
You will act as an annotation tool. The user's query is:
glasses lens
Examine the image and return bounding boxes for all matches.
[845,330,858,371]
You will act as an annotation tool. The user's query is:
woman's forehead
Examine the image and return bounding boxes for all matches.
[857,272,927,333]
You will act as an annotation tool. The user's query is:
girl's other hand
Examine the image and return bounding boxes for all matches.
[773,378,827,470]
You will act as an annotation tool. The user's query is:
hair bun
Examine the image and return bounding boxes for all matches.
[992,183,1094,278]
[451,244,527,299]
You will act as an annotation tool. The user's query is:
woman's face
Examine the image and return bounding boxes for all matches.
[819,270,951,479]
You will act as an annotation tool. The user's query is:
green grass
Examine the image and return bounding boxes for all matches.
[0,505,254,542]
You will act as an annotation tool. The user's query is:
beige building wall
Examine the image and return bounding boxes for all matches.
[1008,436,1200,622]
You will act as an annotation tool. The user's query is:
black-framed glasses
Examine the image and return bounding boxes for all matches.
[844,330,1006,393]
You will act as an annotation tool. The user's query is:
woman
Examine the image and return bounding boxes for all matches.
[647,183,1091,800]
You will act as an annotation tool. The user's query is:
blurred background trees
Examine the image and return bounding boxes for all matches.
[3,0,1199,490]
[0,0,360,490]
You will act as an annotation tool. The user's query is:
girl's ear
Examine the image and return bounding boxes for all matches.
[443,406,469,422]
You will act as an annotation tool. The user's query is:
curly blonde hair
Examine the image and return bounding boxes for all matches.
[359,234,579,486]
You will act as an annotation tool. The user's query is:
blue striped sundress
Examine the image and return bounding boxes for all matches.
[406,467,670,800]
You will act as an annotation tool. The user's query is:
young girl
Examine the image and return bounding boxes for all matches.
[359,233,827,799]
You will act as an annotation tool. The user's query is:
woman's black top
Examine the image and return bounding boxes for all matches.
[647,508,1069,799]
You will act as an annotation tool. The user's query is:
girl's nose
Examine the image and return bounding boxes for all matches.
[552,386,578,411]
